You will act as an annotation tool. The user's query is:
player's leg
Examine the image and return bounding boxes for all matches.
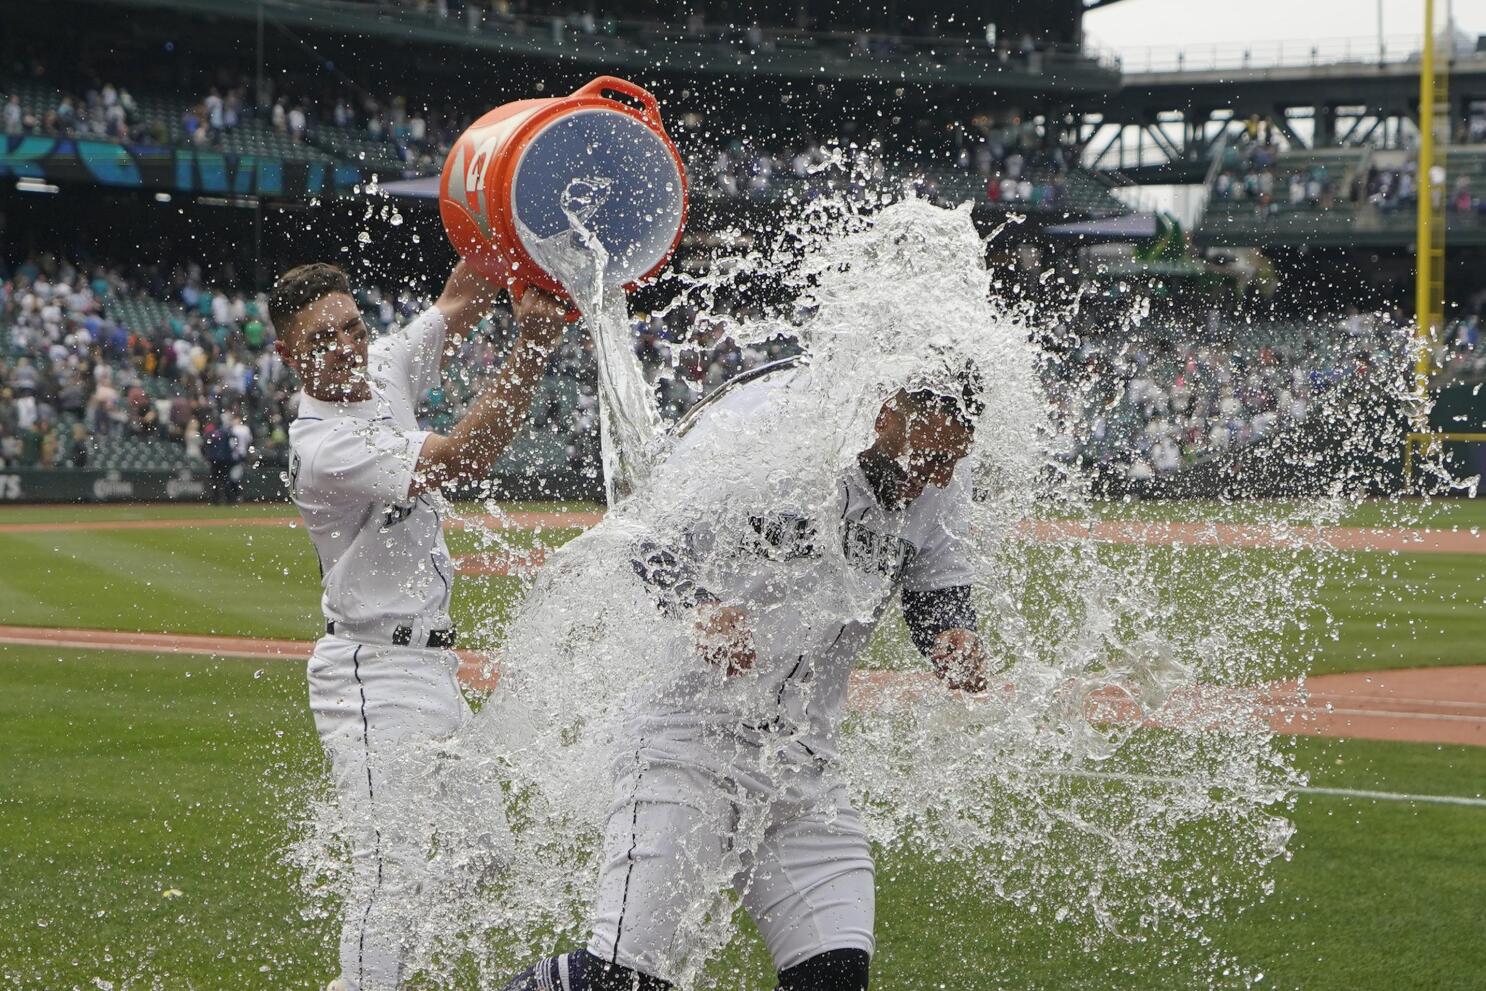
[585,752,737,983]
[737,787,875,991]
[307,640,472,991]
[497,948,671,990]
[492,738,737,990]
[776,948,871,990]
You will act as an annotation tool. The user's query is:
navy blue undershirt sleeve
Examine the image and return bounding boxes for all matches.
[901,584,976,656]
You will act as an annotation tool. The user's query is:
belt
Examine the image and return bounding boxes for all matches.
[325,620,457,649]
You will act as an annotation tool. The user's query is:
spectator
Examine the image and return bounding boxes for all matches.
[227,412,252,502]
[3,95,21,136]
[287,104,307,142]
[203,421,234,503]
[205,87,224,140]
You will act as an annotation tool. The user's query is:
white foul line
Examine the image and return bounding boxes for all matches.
[1296,786,1486,808]
[1049,768,1486,808]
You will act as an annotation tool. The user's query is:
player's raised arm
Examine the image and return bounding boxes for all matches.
[432,259,507,346]
[411,286,567,495]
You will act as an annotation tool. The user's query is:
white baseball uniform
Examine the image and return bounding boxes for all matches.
[288,307,469,991]
[587,364,975,981]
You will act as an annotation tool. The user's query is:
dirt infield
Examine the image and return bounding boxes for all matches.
[3,623,1480,746]
[0,623,500,691]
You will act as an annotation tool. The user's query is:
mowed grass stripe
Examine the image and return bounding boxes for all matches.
[0,526,322,639]
[0,499,604,526]
[0,501,302,525]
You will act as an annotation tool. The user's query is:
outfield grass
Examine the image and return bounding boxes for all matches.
[0,499,601,525]
[0,645,1481,990]
[1081,495,1486,532]
[0,515,572,643]
[2,500,1480,677]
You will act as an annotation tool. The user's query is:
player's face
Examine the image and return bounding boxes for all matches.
[898,408,974,503]
[865,398,975,508]
[283,292,371,400]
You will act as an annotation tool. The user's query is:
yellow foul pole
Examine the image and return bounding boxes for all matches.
[1414,0,1446,399]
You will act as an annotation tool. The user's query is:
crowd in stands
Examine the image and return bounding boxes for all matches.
[1044,308,1412,481]
[179,85,248,146]
[9,243,1439,491]
[0,256,294,496]
[6,56,1097,216]
[256,82,473,172]
[0,246,799,489]
[631,305,801,420]
[1363,160,1419,213]
[1206,122,1486,221]
[1439,313,1486,383]
[696,114,1079,209]
[0,243,814,489]
[2,61,473,174]
[1365,161,1486,218]
[2,81,144,141]
[375,0,1074,61]
[1209,135,1343,215]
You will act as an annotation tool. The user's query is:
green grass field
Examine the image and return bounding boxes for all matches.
[2,500,1480,675]
[1,499,1483,989]
[1,645,1481,990]
[1084,494,1486,532]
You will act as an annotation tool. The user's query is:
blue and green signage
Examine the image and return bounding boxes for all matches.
[1,136,372,197]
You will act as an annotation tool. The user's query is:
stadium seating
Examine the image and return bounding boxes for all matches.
[85,435,192,471]
[105,293,178,335]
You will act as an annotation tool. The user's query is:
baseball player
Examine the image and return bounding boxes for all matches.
[269,260,565,991]
[498,355,990,991]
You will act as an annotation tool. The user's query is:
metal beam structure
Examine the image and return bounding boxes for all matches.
[1085,53,1486,178]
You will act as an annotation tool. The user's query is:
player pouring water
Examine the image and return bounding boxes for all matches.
[269,259,566,991]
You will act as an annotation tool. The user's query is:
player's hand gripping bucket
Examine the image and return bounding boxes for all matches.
[439,75,688,301]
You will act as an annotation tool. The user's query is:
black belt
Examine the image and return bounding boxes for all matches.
[325,620,457,649]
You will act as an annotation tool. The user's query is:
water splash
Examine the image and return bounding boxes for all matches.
[520,175,663,503]
[288,187,1422,989]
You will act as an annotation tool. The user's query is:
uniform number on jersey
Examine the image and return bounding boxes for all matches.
[744,512,820,561]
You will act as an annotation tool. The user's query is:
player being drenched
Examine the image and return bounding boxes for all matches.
[269,261,565,991]
[499,356,992,991]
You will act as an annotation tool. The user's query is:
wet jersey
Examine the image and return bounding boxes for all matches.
[287,307,455,633]
[639,364,975,760]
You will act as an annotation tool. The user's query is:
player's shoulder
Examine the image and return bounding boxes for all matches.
[908,463,972,519]
[673,356,803,439]
[287,398,382,461]
[371,307,446,359]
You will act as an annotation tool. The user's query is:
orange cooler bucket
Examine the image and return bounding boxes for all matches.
[439,75,688,300]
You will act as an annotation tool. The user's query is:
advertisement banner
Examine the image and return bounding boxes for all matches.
[1,136,375,198]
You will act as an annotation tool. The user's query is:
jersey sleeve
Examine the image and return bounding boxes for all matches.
[900,471,976,592]
[370,307,447,400]
[297,418,430,506]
